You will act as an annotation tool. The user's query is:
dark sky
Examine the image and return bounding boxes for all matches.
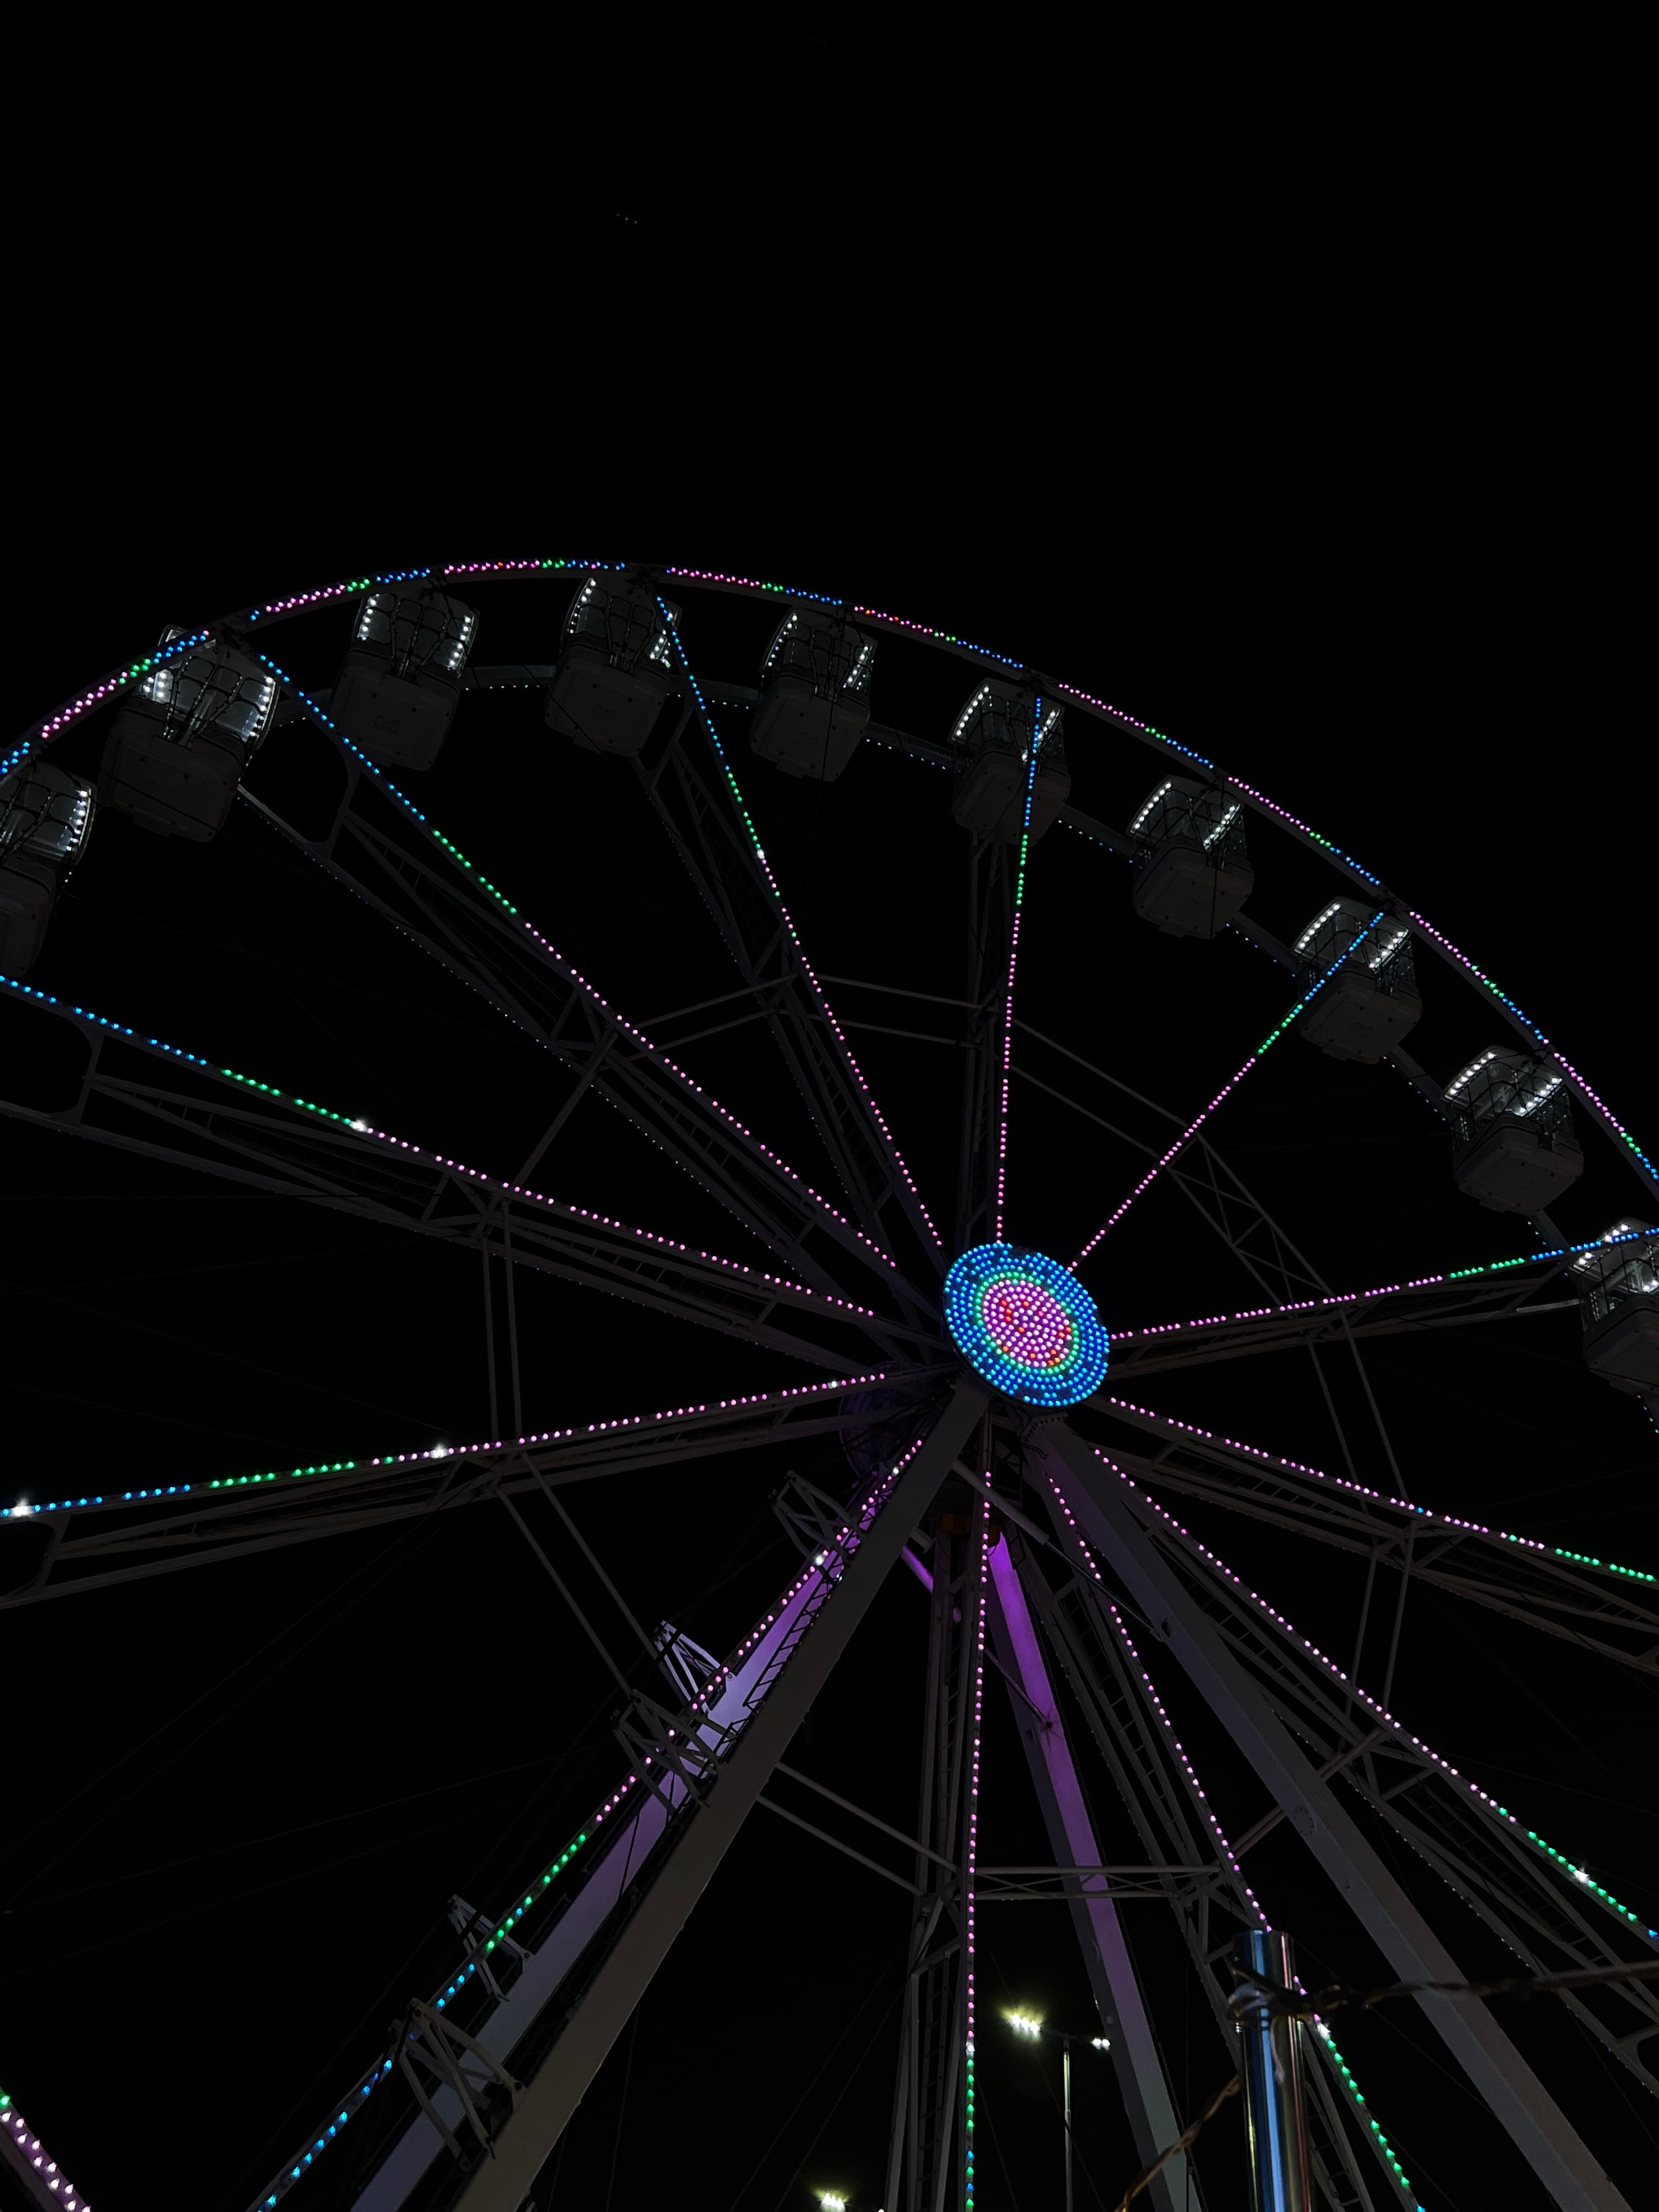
[4,10,1653,2212]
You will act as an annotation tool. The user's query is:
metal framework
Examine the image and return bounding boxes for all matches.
[3,558,1655,2212]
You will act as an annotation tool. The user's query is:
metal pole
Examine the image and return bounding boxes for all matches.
[1232,1931,1311,2212]
[1063,2039,1074,2212]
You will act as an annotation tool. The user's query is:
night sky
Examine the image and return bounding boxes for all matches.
[4,11,1652,2212]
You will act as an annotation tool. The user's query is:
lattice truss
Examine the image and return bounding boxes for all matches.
[1,561,1655,2212]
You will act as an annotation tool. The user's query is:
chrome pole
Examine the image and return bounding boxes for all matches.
[1232,1930,1312,2212]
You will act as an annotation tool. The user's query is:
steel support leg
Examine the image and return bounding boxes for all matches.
[452,1376,991,2212]
[1034,1425,1629,2212]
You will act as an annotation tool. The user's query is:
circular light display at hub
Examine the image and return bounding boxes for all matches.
[944,1244,1109,1407]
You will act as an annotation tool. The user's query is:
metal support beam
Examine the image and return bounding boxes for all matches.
[449,1376,990,2211]
[987,1536,1196,2212]
[1034,1424,1630,2212]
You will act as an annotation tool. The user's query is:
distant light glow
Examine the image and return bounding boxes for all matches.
[1006,2011,1043,2038]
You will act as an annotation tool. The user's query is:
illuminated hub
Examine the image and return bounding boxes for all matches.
[944,1245,1108,1408]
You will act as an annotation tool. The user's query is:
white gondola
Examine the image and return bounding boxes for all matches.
[948,680,1069,843]
[1293,899,1422,1060]
[1573,1223,1659,1393]
[100,629,277,840]
[1127,776,1252,938]
[331,588,478,771]
[0,760,95,973]
[1446,1047,1583,1212]
[545,578,679,757]
[749,610,873,781]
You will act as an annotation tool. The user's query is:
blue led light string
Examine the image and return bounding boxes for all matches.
[1,1369,906,1523]
[658,601,945,1257]
[0,970,903,1419]
[9,561,1650,1202]
[992,697,1043,1240]
[1092,1451,1659,1945]
[1074,916,1387,1266]
[252,653,901,1276]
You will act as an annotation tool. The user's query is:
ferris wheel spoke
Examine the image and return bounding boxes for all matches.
[0,1367,949,1609]
[659,617,946,1265]
[236,680,900,1300]
[0,983,930,1371]
[1029,1425,1647,2202]
[984,693,1046,1242]
[1072,915,1391,1267]
[1103,1235,1616,1377]
[1077,1404,1659,1678]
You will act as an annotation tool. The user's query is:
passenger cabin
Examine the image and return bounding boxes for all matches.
[750,610,873,780]
[0,760,95,973]
[1573,1223,1659,1393]
[1128,776,1252,938]
[1293,900,1422,1060]
[331,588,478,770]
[545,577,680,757]
[1445,1047,1583,1212]
[948,681,1069,843]
[100,629,277,840]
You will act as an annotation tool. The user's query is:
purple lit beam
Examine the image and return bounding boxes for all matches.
[986,1537,1190,2212]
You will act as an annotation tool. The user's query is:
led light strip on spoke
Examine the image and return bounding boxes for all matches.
[257,1413,940,2209]
[0,973,898,1359]
[1109,1228,1650,1344]
[993,699,1042,1239]
[963,1502,989,2212]
[1090,1449,1659,1943]
[1042,1494,1422,2205]
[1074,917,1386,1264]
[1,1369,913,1521]
[1,2091,92,2210]
[255,654,900,1277]
[1099,1392,1657,1587]
[662,605,944,1256]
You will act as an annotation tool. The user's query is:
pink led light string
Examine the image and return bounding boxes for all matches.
[1040,1482,1267,1923]
[661,606,945,1257]
[1085,1448,1659,1944]
[1074,919,1385,1266]
[1107,1228,1649,1346]
[992,703,1043,1239]
[963,1501,989,2212]
[255,656,902,1278]
[1,2095,92,2211]
[1101,1391,1657,1587]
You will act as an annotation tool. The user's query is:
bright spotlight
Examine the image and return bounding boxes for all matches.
[819,2195,849,2211]
[1091,2036,1112,2051]
[1005,2011,1043,2038]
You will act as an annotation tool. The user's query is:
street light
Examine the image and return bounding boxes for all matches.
[1003,2013,1111,2212]
[818,2194,848,2211]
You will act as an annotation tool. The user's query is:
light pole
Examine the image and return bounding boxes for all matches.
[1003,2012,1111,2212]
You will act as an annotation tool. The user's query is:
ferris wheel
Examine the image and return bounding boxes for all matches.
[1,559,1655,2212]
